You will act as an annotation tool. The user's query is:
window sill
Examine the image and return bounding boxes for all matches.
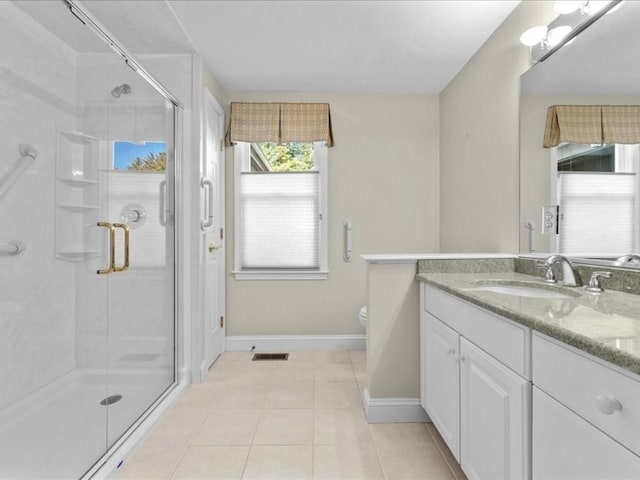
[233,270,328,281]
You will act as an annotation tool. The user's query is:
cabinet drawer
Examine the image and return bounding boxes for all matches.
[424,285,530,378]
[533,387,640,479]
[533,333,640,456]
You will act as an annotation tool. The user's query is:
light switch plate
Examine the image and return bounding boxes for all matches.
[541,205,559,234]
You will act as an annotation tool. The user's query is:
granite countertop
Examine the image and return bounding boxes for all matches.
[416,271,640,377]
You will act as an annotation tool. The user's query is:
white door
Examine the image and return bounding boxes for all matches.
[422,312,461,461]
[201,90,225,374]
[460,338,530,480]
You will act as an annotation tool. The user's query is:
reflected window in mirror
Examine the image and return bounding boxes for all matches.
[518,0,640,260]
[553,143,640,254]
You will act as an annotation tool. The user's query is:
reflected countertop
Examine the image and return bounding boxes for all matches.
[416,271,640,376]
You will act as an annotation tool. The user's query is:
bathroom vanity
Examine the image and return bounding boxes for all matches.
[417,258,640,480]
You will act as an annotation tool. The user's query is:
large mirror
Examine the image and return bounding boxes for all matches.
[519,1,640,266]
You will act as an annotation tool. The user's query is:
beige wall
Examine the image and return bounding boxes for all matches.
[439,1,556,253]
[367,262,420,398]
[222,92,440,336]
[202,59,226,102]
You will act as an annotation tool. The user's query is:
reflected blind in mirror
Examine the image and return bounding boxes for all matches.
[558,172,637,254]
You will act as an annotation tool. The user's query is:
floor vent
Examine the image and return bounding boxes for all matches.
[252,353,289,361]
[100,394,123,406]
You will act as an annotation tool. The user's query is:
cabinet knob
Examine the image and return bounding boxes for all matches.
[209,243,220,253]
[595,395,622,415]
[446,347,456,355]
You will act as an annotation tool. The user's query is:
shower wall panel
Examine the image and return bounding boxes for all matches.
[0,3,78,410]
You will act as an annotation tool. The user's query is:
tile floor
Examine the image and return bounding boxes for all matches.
[114,350,467,480]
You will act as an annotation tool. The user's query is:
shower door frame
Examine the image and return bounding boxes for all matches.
[63,2,183,479]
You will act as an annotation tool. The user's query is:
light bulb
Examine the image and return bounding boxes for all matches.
[519,25,548,47]
[554,1,587,14]
[547,25,573,47]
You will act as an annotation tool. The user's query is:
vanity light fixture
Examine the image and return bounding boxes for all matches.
[519,25,572,49]
[554,1,588,14]
[547,25,573,47]
[521,0,620,63]
[554,0,612,15]
[519,25,548,47]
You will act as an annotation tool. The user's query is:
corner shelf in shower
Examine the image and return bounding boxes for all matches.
[58,204,99,212]
[59,131,100,144]
[57,250,100,261]
[57,177,99,187]
[55,129,103,263]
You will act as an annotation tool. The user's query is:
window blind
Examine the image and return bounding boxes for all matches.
[239,171,320,269]
[558,172,636,254]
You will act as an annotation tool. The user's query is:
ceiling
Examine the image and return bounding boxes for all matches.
[168,0,519,94]
[13,1,195,55]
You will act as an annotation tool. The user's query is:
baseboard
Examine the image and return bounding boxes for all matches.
[225,334,365,352]
[363,388,431,423]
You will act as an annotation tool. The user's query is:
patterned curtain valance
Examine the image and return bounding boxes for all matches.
[225,102,334,147]
[602,106,640,144]
[543,105,640,148]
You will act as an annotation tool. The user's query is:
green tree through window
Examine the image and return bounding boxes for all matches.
[114,141,166,171]
[258,142,314,171]
[128,152,166,171]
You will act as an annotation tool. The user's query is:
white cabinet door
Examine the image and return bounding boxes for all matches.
[533,387,640,480]
[422,312,460,461]
[460,338,530,480]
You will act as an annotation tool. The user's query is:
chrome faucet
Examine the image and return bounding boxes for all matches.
[544,255,583,287]
[614,254,640,266]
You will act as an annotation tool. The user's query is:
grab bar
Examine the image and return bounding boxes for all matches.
[524,220,536,253]
[0,241,25,256]
[0,144,38,201]
[343,218,352,262]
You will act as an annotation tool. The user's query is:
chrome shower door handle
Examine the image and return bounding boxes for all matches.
[97,222,115,275]
[159,179,167,227]
[200,177,214,230]
[112,223,130,272]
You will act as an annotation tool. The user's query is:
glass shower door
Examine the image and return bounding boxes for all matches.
[102,77,176,448]
[0,2,177,478]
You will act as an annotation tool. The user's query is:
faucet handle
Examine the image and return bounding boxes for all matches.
[585,271,612,294]
[537,261,557,284]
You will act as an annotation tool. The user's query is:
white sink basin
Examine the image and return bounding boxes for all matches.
[465,281,580,299]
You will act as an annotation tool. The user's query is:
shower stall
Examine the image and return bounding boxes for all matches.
[0,1,179,478]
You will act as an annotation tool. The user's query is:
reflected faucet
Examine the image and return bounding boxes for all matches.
[544,255,583,287]
[614,254,640,266]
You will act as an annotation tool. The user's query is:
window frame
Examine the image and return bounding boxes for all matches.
[233,141,328,280]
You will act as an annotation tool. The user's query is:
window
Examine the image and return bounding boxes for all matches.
[113,141,166,171]
[554,143,639,254]
[234,141,328,280]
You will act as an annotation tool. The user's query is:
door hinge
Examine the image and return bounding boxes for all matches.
[219,141,224,152]
[220,228,224,240]
[220,316,224,328]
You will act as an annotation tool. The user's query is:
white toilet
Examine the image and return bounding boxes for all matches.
[358,306,367,328]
